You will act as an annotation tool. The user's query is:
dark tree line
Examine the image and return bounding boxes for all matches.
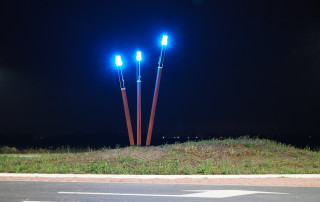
[0,132,319,150]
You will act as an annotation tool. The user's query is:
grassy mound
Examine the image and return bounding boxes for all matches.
[0,137,319,174]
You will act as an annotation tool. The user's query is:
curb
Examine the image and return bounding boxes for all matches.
[1,173,320,187]
[1,173,320,179]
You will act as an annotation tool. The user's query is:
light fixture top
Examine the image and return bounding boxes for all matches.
[115,55,122,67]
[161,35,168,46]
[136,51,142,61]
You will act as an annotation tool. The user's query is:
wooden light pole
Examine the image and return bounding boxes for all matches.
[116,55,134,146]
[146,35,167,146]
[136,51,142,146]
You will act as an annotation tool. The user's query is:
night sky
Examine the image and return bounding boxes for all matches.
[1,0,320,146]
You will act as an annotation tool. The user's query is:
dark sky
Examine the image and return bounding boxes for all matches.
[1,0,320,140]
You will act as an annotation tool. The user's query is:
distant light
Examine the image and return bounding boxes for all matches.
[161,35,168,46]
[136,51,142,61]
[115,55,122,67]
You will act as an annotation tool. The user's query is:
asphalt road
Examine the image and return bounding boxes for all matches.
[0,181,319,202]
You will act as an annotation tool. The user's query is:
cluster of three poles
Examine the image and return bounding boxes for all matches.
[115,35,168,146]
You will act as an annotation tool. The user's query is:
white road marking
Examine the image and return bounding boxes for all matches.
[21,201,54,202]
[181,190,287,198]
[59,190,288,199]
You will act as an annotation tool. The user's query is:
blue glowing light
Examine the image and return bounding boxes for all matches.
[161,35,168,46]
[136,51,142,61]
[115,55,122,67]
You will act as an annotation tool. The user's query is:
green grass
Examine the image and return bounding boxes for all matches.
[0,137,319,175]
